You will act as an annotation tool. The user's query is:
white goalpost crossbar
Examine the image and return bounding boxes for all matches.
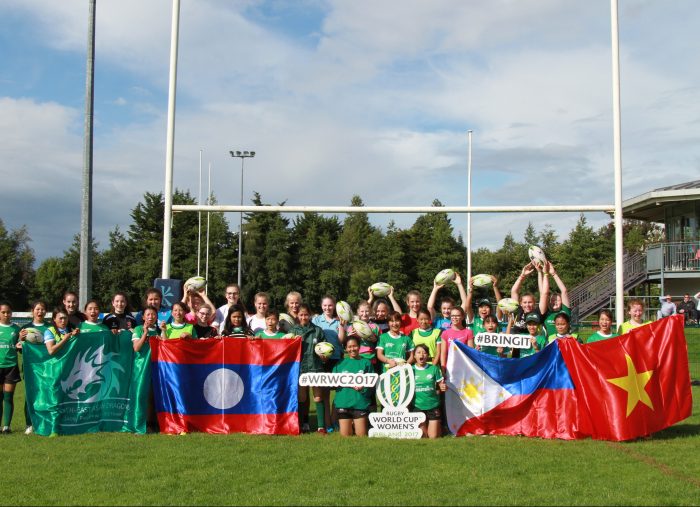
[171,204,615,214]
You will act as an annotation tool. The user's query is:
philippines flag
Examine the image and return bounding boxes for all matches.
[151,337,301,435]
[446,340,582,439]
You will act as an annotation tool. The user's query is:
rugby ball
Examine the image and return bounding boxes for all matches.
[497,297,520,313]
[278,313,295,332]
[394,358,407,366]
[24,327,43,344]
[314,341,335,358]
[369,282,392,297]
[184,276,206,291]
[471,274,492,288]
[352,320,375,340]
[434,268,456,285]
[336,301,354,322]
[528,245,547,268]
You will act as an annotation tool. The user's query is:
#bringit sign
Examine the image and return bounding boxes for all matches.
[368,364,425,439]
[474,332,533,349]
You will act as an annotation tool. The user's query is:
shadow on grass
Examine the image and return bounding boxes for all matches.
[647,423,700,440]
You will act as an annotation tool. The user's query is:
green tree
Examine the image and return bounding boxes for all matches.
[0,219,36,309]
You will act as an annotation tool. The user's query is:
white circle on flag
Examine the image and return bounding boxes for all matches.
[203,368,244,409]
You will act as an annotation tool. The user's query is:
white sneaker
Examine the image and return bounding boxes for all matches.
[24,426,33,435]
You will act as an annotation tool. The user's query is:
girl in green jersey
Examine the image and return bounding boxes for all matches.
[412,344,446,439]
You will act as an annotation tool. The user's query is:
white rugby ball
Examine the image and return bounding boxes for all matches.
[278,313,295,332]
[528,245,547,267]
[394,358,407,366]
[471,274,492,288]
[314,341,335,358]
[336,301,354,322]
[184,276,206,291]
[369,282,392,297]
[497,297,520,313]
[352,320,375,340]
[435,268,456,285]
[24,327,43,344]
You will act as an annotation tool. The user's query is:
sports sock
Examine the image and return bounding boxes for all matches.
[315,400,325,430]
[2,391,14,427]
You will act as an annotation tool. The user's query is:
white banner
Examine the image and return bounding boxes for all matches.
[474,332,532,349]
[298,372,378,388]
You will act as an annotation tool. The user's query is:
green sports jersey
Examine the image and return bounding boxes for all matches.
[291,323,326,374]
[412,363,443,410]
[468,316,486,335]
[543,305,571,337]
[332,357,374,410]
[586,331,618,344]
[0,323,20,368]
[409,328,442,360]
[255,330,287,339]
[518,334,547,358]
[132,325,159,340]
[377,332,414,371]
[79,321,110,333]
[165,323,197,339]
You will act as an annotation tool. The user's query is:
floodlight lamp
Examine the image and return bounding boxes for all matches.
[250,151,256,157]
[236,151,242,156]
[243,151,249,156]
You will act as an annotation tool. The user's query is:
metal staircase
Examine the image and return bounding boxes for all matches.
[569,251,647,322]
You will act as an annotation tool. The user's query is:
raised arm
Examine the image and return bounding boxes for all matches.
[546,261,570,308]
[427,281,443,320]
[388,286,402,313]
[536,262,550,315]
[511,262,535,301]
[491,275,503,320]
[454,272,469,314]
[465,276,475,321]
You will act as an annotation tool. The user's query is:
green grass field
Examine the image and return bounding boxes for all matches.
[4,329,699,506]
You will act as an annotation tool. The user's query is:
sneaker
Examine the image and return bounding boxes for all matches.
[316,428,328,435]
[24,426,33,435]
[326,427,334,434]
[301,423,310,433]
[1,426,10,434]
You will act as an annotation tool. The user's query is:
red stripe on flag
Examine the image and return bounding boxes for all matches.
[158,412,300,435]
[456,389,582,440]
[151,337,301,366]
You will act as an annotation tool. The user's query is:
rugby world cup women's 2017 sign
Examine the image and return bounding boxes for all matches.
[474,332,533,349]
[369,364,425,439]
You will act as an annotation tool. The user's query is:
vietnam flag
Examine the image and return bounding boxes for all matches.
[151,337,301,435]
[558,315,692,441]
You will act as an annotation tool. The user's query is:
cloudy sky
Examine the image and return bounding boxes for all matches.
[1,0,698,265]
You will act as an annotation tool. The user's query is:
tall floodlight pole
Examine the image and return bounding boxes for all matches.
[611,0,625,327]
[229,150,256,289]
[161,0,181,279]
[467,130,473,284]
[79,0,96,308]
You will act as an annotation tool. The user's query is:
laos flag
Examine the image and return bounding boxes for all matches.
[445,339,582,439]
[151,337,301,435]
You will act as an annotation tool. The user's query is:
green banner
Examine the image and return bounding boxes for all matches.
[23,330,150,436]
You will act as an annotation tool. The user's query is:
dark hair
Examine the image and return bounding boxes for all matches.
[83,299,100,311]
[483,315,499,326]
[264,308,279,319]
[111,292,131,313]
[344,336,361,348]
[297,303,312,315]
[171,301,189,314]
[387,311,402,323]
[50,307,74,334]
[414,343,430,356]
[417,307,432,320]
[554,312,571,324]
[439,297,455,306]
[223,304,251,336]
[598,309,613,321]
[143,305,159,316]
[30,300,47,312]
[62,291,78,300]
[0,301,11,311]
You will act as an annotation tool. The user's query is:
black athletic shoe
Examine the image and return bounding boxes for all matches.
[1,427,11,434]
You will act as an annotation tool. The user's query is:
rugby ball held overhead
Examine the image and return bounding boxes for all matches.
[184,276,207,291]
[528,245,547,267]
[434,268,456,285]
[314,341,335,358]
[336,301,354,322]
[497,297,520,313]
[369,282,392,297]
[471,274,492,288]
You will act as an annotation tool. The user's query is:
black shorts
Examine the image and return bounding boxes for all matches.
[0,365,21,385]
[336,407,370,419]
[416,407,441,421]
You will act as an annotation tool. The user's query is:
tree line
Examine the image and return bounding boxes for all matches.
[0,191,661,312]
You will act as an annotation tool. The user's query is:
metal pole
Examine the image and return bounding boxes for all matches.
[238,157,244,288]
[197,149,202,276]
[467,130,473,283]
[79,0,96,308]
[205,162,211,293]
[161,0,181,279]
[611,0,625,328]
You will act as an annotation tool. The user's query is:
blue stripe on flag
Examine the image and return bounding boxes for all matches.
[153,361,299,415]
[454,340,574,395]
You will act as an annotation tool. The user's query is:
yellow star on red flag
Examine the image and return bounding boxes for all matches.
[607,354,654,417]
